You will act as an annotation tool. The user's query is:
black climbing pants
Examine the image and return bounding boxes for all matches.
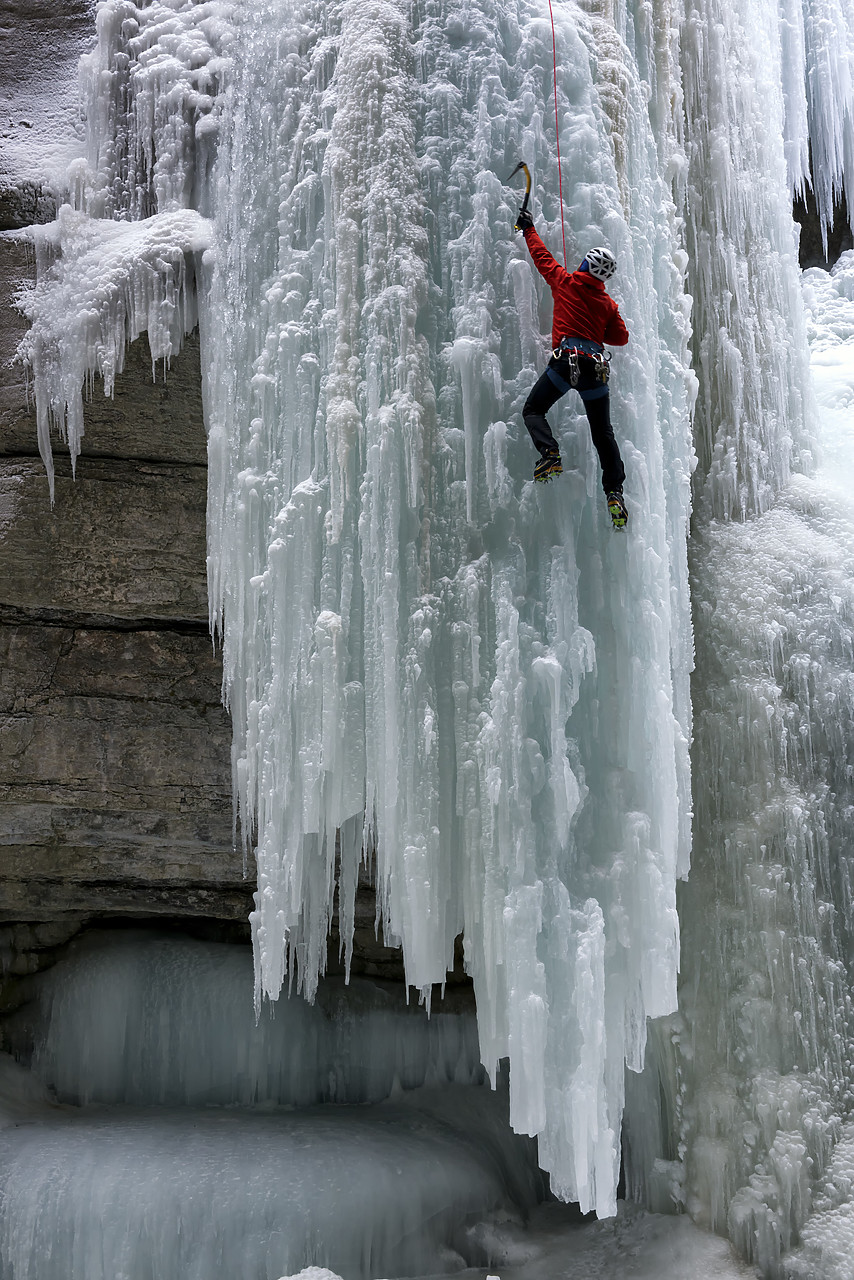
[523,355,626,494]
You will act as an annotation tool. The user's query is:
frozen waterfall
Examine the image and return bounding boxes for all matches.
[200,0,694,1216]
[11,0,854,1255]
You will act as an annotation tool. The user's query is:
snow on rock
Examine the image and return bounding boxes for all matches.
[13,205,211,499]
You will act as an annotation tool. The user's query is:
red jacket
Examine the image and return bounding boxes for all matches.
[523,226,629,350]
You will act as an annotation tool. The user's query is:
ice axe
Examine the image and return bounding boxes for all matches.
[507,161,532,231]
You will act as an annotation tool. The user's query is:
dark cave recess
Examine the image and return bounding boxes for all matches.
[794,188,854,269]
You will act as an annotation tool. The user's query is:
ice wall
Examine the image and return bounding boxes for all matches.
[680,0,814,521]
[200,0,695,1216]
[669,0,854,1263]
[667,251,854,1274]
[6,930,483,1107]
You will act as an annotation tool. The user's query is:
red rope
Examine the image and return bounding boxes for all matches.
[547,0,567,266]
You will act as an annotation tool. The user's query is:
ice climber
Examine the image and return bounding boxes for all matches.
[516,208,629,529]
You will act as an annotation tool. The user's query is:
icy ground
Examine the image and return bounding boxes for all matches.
[272,1207,757,1280]
[388,1203,757,1280]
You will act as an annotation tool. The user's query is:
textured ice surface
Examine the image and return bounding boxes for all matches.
[0,1092,540,1280]
[673,252,854,1272]
[782,1124,854,1279]
[7,931,483,1107]
[680,0,816,520]
[201,0,695,1217]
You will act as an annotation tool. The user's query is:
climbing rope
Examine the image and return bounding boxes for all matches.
[547,0,568,266]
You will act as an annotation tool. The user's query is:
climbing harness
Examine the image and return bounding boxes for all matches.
[547,0,567,266]
[508,160,532,231]
[552,337,611,386]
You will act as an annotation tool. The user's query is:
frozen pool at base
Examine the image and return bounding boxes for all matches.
[0,1098,753,1280]
[0,1087,542,1280]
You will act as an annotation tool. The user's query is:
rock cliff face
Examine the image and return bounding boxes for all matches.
[0,302,247,935]
[0,0,250,972]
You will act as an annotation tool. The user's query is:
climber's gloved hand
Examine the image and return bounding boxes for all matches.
[515,208,534,233]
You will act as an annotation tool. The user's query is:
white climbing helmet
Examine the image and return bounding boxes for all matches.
[585,246,617,281]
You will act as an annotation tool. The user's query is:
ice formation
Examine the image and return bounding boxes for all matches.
[0,930,760,1280]
[10,0,232,498]
[6,930,484,1107]
[13,0,854,1251]
[0,932,543,1280]
[17,206,210,498]
[681,0,815,521]
[667,251,854,1273]
[201,0,694,1217]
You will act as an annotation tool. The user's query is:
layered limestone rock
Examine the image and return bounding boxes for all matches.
[0,7,248,937]
[0,283,244,925]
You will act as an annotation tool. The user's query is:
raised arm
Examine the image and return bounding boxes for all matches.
[522,225,569,291]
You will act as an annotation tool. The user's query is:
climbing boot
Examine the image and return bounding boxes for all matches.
[606,490,628,529]
[534,452,563,483]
